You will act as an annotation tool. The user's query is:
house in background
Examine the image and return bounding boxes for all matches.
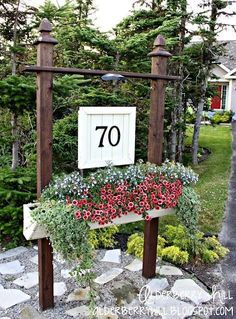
[209,41,236,113]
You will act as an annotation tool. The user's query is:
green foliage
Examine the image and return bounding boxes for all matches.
[0,75,36,115]
[127,233,166,259]
[164,224,191,251]
[53,75,90,118]
[211,111,232,124]
[161,246,189,264]
[0,110,12,167]
[127,233,144,259]
[126,225,229,265]
[0,167,36,247]
[53,112,78,172]
[186,111,196,124]
[201,249,219,263]
[31,199,95,310]
[204,236,229,259]
[176,186,200,233]
[89,226,119,249]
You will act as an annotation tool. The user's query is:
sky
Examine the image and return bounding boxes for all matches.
[26,0,236,40]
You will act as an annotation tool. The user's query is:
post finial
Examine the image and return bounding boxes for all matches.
[154,35,166,47]
[35,19,58,45]
[148,34,172,58]
[39,18,52,32]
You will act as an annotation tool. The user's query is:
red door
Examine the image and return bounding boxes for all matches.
[211,85,222,109]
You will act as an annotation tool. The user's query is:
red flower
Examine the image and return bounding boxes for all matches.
[75,211,81,219]
[72,199,78,206]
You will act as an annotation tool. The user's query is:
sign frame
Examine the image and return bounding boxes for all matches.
[78,106,136,169]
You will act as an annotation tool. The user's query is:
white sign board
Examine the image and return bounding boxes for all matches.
[78,107,136,169]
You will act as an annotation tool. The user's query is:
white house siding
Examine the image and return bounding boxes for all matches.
[212,65,229,79]
[228,79,236,114]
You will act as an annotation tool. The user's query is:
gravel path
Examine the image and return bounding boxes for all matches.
[0,244,228,319]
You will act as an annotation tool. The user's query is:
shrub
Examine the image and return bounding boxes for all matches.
[161,246,189,264]
[127,233,166,259]
[126,225,229,265]
[88,226,119,249]
[0,167,36,247]
[53,112,78,172]
[211,111,233,124]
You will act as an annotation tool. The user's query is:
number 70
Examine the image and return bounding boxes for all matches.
[95,126,121,147]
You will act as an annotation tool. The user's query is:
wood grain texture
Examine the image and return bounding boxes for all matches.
[36,19,57,310]
[143,35,171,279]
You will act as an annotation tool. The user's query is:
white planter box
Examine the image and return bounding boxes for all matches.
[23,203,175,240]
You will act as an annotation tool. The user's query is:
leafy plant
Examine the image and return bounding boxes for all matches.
[211,111,233,125]
[53,112,78,172]
[0,166,36,247]
[176,186,200,234]
[161,246,189,264]
[89,226,119,249]
[126,225,228,265]
[127,233,166,259]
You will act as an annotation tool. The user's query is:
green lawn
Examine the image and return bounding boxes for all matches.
[160,125,232,235]
[186,125,232,234]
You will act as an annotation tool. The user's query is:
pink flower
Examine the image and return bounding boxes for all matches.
[75,211,81,219]
[72,199,78,206]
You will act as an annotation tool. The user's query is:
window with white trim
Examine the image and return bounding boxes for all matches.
[221,85,227,110]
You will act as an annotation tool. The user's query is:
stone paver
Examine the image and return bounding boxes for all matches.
[13,272,38,289]
[96,308,118,319]
[54,282,67,296]
[171,278,212,305]
[61,269,72,279]
[146,278,169,293]
[54,253,66,264]
[156,265,183,276]
[66,287,90,302]
[101,249,121,264]
[0,260,24,275]
[0,289,31,310]
[19,305,46,319]
[0,247,28,261]
[30,255,56,268]
[29,255,38,265]
[125,259,142,272]
[0,245,219,318]
[94,268,123,285]
[65,305,89,317]
[146,295,195,319]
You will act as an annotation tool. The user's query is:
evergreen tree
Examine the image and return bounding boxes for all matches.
[190,0,234,164]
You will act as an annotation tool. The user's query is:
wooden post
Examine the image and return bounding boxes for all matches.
[142,35,172,278]
[35,19,58,310]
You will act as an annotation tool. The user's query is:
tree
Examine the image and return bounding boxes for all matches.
[115,1,193,161]
[190,0,234,164]
[0,75,36,166]
[0,0,36,170]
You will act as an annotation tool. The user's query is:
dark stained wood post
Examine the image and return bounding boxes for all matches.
[142,35,172,278]
[35,18,58,310]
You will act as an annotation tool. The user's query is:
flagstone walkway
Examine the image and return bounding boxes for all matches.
[0,245,224,319]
